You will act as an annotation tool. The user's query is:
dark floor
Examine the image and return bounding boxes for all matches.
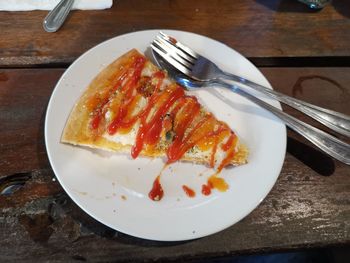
[194,247,349,263]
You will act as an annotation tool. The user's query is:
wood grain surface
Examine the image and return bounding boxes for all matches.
[1,0,350,67]
[0,68,349,261]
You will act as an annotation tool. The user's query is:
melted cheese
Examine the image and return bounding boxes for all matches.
[103,122,140,145]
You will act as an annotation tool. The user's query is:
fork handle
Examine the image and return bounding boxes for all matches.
[219,72,350,137]
[214,80,350,165]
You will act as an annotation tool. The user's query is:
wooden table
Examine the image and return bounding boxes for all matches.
[0,1,349,261]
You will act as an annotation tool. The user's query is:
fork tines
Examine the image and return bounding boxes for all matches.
[159,32,199,59]
[151,32,198,75]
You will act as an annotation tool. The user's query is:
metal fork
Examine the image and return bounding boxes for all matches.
[150,41,350,165]
[151,32,350,138]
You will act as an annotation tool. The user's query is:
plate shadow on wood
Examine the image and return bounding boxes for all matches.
[286,135,335,176]
[332,0,350,18]
[50,193,192,246]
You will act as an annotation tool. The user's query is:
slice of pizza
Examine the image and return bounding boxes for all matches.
[61,49,248,171]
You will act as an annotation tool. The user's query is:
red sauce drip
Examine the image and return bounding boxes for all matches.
[182,185,196,198]
[107,57,147,135]
[89,58,143,132]
[171,97,200,142]
[88,97,109,132]
[201,183,212,196]
[221,133,235,151]
[209,138,218,168]
[148,176,164,201]
[131,86,184,158]
[218,134,237,172]
[168,36,177,44]
[167,113,214,163]
[153,71,165,92]
[90,113,102,130]
[107,106,127,135]
[153,70,165,80]
[201,175,229,195]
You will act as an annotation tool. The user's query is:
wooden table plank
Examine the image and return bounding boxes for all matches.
[1,0,350,67]
[0,68,349,261]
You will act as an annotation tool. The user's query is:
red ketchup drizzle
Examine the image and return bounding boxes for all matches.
[201,183,212,196]
[167,113,212,163]
[153,70,165,80]
[89,58,143,132]
[149,176,164,201]
[218,134,237,172]
[107,57,147,135]
[182,185,196,198]
[131,86,184,158]
[221,133,235,151]
[90,113,102,130]
[209,136,219,168]
[203,126,229,168]
[167,97,200,155]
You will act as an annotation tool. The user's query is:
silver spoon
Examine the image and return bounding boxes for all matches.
[43,0,74,32]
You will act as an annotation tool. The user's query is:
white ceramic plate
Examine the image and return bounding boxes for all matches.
[45,30,286,241]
